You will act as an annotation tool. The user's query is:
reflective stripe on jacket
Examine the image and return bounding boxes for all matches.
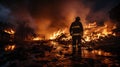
[70,21,83,36]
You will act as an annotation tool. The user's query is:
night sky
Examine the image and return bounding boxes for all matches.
[0,0,120,35]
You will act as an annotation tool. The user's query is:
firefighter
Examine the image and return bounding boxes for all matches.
[69,16,83,57]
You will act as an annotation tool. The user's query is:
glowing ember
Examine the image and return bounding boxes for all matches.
[4,29,15,34]
[5,45,16,51]
[33,37,42,41]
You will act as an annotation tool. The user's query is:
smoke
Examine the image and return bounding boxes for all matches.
[0,1,35,29]
[85,0,120,25]
[0,0,120,38]
[29,0,90,37]
[0,4,11,22]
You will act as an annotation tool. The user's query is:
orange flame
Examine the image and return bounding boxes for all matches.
[50,29,65,40]
[4,29,15,34]
[48,21,115,42]
[83,22,115,42]
[43,21,116,42]
[33,37,42,41]
[5,45,16,51]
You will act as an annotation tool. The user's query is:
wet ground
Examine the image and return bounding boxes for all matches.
[0,41,120,67]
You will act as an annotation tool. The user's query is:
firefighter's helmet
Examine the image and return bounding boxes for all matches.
[75,16,80,21]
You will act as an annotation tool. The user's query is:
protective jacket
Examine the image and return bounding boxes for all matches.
[70,21,83,36]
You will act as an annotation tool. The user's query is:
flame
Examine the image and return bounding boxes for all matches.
[83,22,115,42]
[92,50,112,56]
[48,21,115,42]
[50,29,65,40]
[5,45,16,51]
[4,29,15,34]
[33,37,42,41]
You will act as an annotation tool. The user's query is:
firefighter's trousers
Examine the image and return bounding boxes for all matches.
[72,36,82,57]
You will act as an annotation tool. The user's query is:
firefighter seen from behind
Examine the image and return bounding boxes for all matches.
[69,16,83,58]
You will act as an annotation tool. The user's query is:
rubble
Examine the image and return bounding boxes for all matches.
[0,36,120,67]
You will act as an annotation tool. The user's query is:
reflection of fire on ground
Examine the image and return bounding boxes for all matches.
[5,44,16,51]
[82,47,112,59]
[39,21,115,59]
[49,41,112,59]
[3,21,116,54]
